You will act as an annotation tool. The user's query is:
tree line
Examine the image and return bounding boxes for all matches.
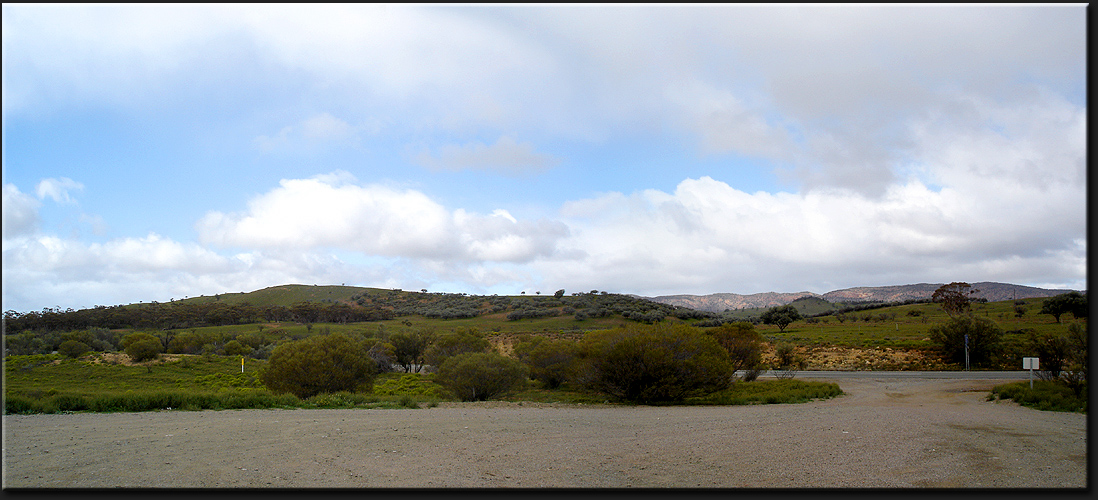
[3,300,393,334]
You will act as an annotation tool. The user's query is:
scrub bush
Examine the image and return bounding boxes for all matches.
[58,340,92,359]
[580,323,732,403]
[122,333,163,362]
[436,352,527,401]
[513,336,580,389]
[260,332,376,399]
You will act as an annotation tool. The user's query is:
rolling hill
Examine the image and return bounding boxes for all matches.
[648,282,1078,313]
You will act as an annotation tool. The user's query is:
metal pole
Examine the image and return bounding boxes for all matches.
[964,334,969,371]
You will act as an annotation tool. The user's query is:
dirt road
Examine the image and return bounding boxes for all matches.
[2,376,1087,488]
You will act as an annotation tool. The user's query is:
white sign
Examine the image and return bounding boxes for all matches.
[1023,357,1039,370]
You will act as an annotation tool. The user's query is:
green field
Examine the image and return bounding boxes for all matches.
[753,297,1071,348]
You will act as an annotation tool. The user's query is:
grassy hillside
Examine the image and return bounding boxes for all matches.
[173,284,379,307]
[156,294,1075,353]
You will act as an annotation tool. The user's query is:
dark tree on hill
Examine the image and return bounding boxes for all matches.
[932,282,979,317]
[760,305,802,332]
[1039,291,1088,323]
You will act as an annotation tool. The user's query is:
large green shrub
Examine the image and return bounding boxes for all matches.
[514,336,579,389]
[388,329,434,373]
[436,352,527,401]
[58,340,92,359]
[260,332,376,399]
[122,332,163,362]
[423,327,490,370]
[772,342,807,379]
[223,339,252,357]
[707,322,765,380]
[928,315,1004,367]
[580,323,732,403]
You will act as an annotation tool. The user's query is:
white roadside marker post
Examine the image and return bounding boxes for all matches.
[1023,357,1039,389]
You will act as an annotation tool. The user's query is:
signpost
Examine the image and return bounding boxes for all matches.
[1023,357,1039,388]
[964,334,970,371]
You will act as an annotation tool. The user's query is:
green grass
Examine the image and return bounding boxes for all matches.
[988,380,1087,413]
[3,389,302,414]
[372,372,447,399]
[2,354,444,414]
[754,297,1073,349]
[501,381,616,405]
[686,379,843,406]
[4,353,267,395]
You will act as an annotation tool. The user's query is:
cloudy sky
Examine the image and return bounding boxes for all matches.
[2,4,1087,312]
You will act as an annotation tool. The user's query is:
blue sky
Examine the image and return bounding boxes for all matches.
[2,4,1087,312]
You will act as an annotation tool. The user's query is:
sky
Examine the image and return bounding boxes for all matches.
[2,4,1088,312]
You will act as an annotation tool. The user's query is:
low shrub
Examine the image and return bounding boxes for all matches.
[3,389,303,414]
[691,379,843,406]
[988,380,1087,413]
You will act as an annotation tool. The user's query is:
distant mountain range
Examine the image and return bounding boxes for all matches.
[648,282,1079,313]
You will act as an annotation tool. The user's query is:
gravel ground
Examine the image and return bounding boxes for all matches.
[2,376,1087,489]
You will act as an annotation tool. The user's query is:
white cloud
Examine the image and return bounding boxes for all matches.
[667,79,794,161]
[196,171,568,263]
[34,177,84,204]
[252,126,293,152]
[415,136,560,175]
[253,113,359,152]
[0,228,395,310]
[301,112,353,140]
[2,183,40,240]
[542,173,1085,296]
[6,5,1084,175]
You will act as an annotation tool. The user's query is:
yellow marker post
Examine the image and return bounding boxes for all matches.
[241,356,245,373]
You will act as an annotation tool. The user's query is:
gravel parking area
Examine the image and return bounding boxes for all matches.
[2,376,1087,488]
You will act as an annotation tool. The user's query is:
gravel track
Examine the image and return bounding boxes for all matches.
[2,376,1087,489]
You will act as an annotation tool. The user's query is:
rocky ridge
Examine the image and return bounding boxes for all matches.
[649,281,1077,313]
